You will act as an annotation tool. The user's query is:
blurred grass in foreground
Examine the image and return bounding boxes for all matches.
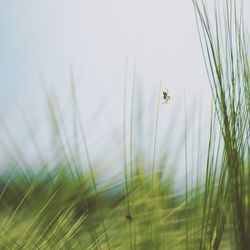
[0,0,250,249]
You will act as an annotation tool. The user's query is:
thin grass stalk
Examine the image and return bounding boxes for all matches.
[184,91,189,250]
[130,61,137,250]
[70,83,110,250]
[71,86,101,248]
[149,83,161,248]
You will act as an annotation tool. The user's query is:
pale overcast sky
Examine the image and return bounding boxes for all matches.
[0,1,249,177]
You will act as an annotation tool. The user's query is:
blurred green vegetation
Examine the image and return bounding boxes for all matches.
[0,0,249,249]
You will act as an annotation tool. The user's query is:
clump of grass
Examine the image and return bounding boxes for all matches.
[193,0,250,249]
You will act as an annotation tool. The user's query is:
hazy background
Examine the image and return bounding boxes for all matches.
[0,1,249,179]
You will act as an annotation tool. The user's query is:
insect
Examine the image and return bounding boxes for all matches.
[122,210,133,221]
[162,88,170,104]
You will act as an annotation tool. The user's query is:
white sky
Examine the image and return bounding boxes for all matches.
[0,1,249,181]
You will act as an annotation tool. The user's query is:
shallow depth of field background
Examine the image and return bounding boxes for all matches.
[0,1,212,167]
[0,1,250,249]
